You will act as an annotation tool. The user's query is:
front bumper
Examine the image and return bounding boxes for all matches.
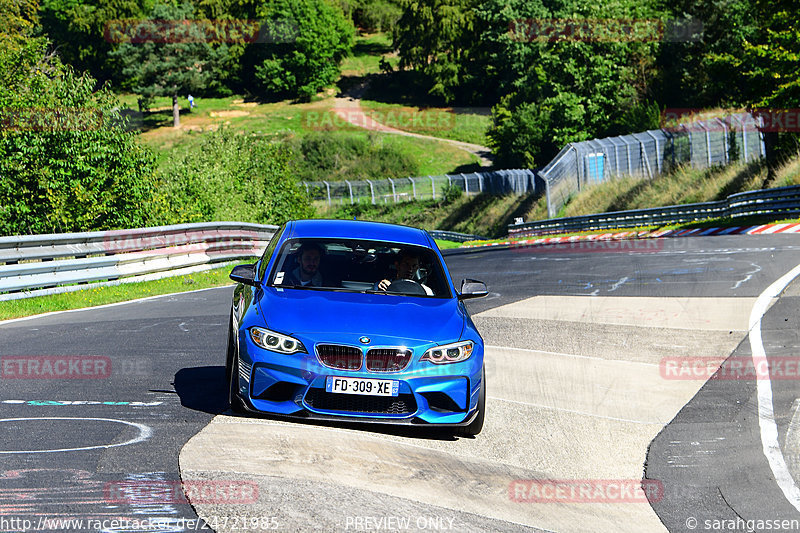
[235,333,484,426]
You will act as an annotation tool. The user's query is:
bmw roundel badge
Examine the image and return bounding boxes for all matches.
[359,336,370,344]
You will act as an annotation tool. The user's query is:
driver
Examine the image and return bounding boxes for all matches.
[284,242,325,287]
[374,249,434,295]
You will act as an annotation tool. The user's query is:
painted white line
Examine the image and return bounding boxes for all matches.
[0,285,234,326]
[485,344,658,367]
[748,262,800,511]
[488,396,664,425]
[0,417,152,454]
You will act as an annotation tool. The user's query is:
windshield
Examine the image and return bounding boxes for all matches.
[267,238,451,298]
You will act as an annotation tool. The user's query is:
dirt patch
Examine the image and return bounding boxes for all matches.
[232,102,258,108]
[210,110,250,118]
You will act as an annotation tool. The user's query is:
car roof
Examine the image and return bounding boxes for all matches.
[283,219,432,247]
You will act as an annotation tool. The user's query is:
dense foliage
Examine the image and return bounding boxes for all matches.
[109,2,228,126]
[154,128,314,224]
[289,132,418,182]
[243,0,354,100]
[393,0,798,168]
[0,39,157,235]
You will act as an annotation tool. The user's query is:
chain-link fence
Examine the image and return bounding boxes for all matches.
[302,169,538,206]
[541,112,765,218]
[302,112,765,217]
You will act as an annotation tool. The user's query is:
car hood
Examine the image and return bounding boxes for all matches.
[257,287,465,343]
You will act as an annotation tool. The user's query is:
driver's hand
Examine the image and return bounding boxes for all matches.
[377,279,390,291]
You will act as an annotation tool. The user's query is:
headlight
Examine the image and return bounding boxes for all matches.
[421,341,474,364]
[250,327,306,355]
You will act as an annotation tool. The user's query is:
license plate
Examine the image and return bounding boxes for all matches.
[326,376,399,397]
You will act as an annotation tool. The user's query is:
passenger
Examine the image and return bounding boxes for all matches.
[374,249,434,295]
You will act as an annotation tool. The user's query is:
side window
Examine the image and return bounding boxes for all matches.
[257,225,285,281]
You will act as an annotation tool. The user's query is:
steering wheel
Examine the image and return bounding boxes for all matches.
[385,279,427,295]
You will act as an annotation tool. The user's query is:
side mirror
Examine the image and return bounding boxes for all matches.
[458,278,488,299]
[230,263,258,286]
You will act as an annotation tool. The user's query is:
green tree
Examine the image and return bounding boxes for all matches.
[110,1,227,127]
[39,0,143,84]
[655,0,759,107]
[244,0,354,101]
[480,0,662,166]
[706,0,800,183]
[0,0,39,46]
[0,39,157,235]
[393,0,478,102]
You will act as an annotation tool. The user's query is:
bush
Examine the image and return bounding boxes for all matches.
[487,94,590,169]
[0,39,157,236]
[154,129,314,225]
[288,132,418,182]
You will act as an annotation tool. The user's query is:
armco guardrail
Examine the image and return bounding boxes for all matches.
[509,185,800,237]
[428,230,485,243]
[0,222,277,301]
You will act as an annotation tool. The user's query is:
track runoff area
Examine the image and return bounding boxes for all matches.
[3,234,800,531]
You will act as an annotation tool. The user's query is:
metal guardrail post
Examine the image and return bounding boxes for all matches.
[684,125,693,168]
[645,131,662,174]
[322,180,331,206]
[703,122,712,167]
[740,116,749,162]
[388,178,397,203]
[345,180,354,204]
[430,176,436,200]
[366,179,375,204]
[639,138,653,178]
[718,118,729,165]
[409,177,416,199]
[461,174,469,194]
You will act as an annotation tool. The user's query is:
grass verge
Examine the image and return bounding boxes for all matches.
[0,264,242,321]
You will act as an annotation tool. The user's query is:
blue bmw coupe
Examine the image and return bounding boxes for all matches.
[225,219,488,436]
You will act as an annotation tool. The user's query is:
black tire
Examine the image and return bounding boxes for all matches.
[225,310,235,383]
[226,312,246,414]
[456,366,485,437]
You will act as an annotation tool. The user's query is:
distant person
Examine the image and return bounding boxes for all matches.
[187,94,195,109]
[283,243,324,287]
[375,249,434,295]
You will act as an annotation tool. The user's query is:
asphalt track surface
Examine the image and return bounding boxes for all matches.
[3,234,800,532]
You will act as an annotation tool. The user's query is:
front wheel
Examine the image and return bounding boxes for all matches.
[456,366,485,437]
[226,314,246,414]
